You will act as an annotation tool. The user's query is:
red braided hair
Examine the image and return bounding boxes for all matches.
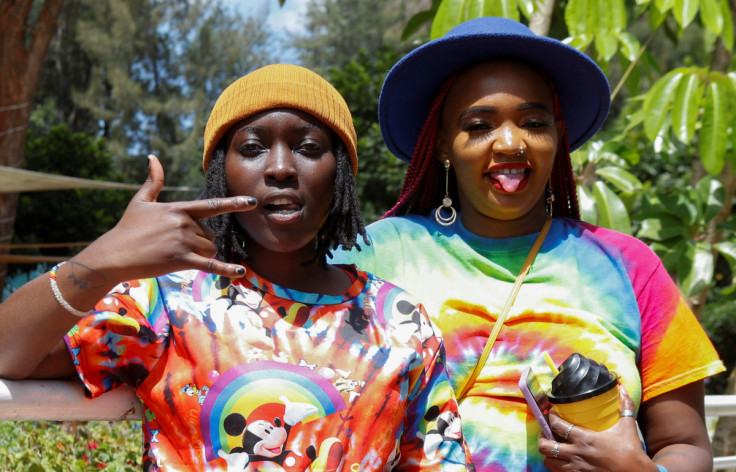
[384,75,458,218]
[545,75,580,219]
[384,64,582,221]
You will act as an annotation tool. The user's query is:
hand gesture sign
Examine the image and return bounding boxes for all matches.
[74,154,257,291]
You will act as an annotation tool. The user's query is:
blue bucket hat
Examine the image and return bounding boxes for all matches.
[379,16,611,162]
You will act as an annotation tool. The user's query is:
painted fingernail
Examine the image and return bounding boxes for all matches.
[236,267,245,275]
[246,197,257,205]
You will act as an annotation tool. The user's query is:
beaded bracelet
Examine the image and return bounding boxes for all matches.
[49,261,89,318]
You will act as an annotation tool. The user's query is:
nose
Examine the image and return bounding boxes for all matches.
[492,122,525,156]
[264,143,297,182]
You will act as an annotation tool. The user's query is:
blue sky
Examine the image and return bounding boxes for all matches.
[223,0,308,34]
[223,0,309,62]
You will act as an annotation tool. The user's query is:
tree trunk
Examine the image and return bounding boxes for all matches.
[0,0,65,295]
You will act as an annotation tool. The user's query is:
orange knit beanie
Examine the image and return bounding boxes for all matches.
[202,64,358,174]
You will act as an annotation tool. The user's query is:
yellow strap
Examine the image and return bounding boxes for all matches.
[456,217,552,402]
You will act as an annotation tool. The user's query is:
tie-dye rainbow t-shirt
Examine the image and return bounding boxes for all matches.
[65,266,473,471]
[331,215,724,472]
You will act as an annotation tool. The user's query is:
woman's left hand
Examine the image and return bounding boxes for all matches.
[539,386,655,472]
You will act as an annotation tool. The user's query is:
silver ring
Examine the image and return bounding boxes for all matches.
[620,409,636,418]
[564,423,574,441]
[551,441,560,458]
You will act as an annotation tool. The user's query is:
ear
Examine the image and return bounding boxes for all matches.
[435,129,450,164]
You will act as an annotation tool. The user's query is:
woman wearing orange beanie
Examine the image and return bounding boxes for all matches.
[0,64,473,471]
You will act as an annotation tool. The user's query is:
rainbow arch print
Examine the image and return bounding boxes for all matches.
[200,361,347,462]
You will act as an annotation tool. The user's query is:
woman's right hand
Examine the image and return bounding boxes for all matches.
[0,154,257,379]
[73,154,257,289]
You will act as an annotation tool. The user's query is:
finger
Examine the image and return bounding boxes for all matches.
[548,411,581,441]
[187,254,246,278]
[179,196,258,221]
[135,154,165,203]
[618,384,637,419]
[539,440,562,460]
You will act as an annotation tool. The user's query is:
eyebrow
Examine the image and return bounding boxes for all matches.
[458,102,553,120]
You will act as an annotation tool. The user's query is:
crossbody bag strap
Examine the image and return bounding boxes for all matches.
[456,217,552,402]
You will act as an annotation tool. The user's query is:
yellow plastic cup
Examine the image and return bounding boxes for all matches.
[549,382,620,432]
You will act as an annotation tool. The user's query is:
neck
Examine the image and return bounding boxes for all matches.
[460,202,549,239]
[243,245,350,296]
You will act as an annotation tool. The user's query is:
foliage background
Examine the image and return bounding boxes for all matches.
[3,0,736,467]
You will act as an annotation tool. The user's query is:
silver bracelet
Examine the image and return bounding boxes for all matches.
[49,261,90,318]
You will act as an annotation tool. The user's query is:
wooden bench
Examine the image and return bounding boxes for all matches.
[1,379,735,469]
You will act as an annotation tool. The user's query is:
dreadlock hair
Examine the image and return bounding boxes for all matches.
[384,64,581,221]
[201,136,366,268]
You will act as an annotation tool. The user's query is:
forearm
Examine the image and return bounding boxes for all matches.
[0,259,115,378]
[651,443,713,472]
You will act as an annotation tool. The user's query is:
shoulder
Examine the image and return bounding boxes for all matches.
[561,218,660,262]
[364,214,436,240]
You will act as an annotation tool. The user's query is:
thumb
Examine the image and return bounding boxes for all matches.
[135,154,165,203]
[618,383,636,411]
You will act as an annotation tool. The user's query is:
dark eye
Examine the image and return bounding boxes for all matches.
[237,141,265,158]
[523,118,554,129]
[296,141,324,157]
[462,120,492,132]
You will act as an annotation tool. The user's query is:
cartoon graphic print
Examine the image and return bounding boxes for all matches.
[218,397,318,470]
[421,406,464,463]
[201,361,348,471]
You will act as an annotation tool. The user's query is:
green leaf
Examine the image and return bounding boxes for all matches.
[643,70,684,140]
[402,9,437,41]
[672,0,699,28]
[714,241,736,287]
[484,0,519,19]
[671,70,701,143]
[616,31,641,61]
[565,0,588,36]
[700,76,729,175]
[648,6,668,29]
[719,0,734,50]
[595,166,644,193]
[661,191,699,224]
[654,0,674,13]
[595,34,620,61]
[678,240,714,297]
[652,239,688,273]
[517,0,535,18]
[577,185,598,224]
[637,215,687,241]
[431,0,465,39]
[695,176,725,222]
[592,181,632,233]
[701,0,724,34]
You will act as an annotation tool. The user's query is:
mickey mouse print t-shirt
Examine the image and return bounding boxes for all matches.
[65,266,472,471]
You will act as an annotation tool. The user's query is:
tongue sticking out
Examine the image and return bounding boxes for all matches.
[494,172,525,192]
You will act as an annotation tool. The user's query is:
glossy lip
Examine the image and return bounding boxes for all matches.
[260,191,304,223]
[485,162,531,194]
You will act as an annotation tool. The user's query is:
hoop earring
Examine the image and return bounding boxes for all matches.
[435,160,457,226]
[546,181,555,218]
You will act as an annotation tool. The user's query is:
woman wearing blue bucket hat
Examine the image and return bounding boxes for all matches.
[333,16,724,472]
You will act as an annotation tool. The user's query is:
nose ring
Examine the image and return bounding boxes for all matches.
[515,146,525,157]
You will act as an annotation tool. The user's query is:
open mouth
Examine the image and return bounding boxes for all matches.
[489,167,530,193]
[264,198,302,215]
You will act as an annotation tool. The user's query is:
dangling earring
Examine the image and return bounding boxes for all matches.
[546,181,555,218]
[435,160,457,226]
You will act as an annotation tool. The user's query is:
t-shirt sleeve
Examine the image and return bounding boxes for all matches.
[396,302,473,471]
[64,278,168,398]
[630,247,725,402]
